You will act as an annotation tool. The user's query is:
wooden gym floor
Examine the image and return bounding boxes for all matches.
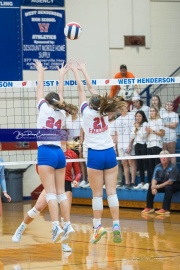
[0,201,180,270]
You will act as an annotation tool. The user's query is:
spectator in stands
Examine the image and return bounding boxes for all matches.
[109,114,123,188]
[12,141,81,252]
[78,127,88,187]
[141,150,179,215]
[112,102,137,189]
[130,111,149,189]
[132,96,150,120]
[34,60,77,243]
[71,60,126,244]
[151,95,166,118]
[65,112,88,188]
[0,142,11,217]
[65,110,81,142]
[144,106,165,189]
[109,64,136,98]
[162,101,179,165]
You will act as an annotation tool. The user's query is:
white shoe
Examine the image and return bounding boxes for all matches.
[83,182,90,188]
[13,265,22,270]
[79,180,87,187]
[12,225,25,243]
[62,243,72,252]
[142,183,149,190]
[52,225,64,243]
[61,224,75,243]
[134,183,144,190]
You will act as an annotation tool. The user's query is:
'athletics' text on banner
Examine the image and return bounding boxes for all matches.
[22,9,66,70]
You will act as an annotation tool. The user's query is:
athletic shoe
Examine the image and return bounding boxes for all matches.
[113,224,122,243]
[52,225,64,243]
[122,184,130,189]
[155,209,170,215]
[91,225,107,244]
[142,183,149,190]
[116,183,123,189]
[12,225,25,243]
[61,224,75,243]
[83,182,90,188]
[62,243,72,252]
[141,208,154,214]
[79,180,87,187]
[133,183,144,189]
[130,183,136,189]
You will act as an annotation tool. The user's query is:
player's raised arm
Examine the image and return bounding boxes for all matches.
[33,60,47,102]
[69,60,86,104]
[57,62,70,103]
[77,60,97,95]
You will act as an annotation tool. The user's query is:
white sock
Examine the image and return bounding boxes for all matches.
[93,218,101,228]
[63,221,70,229]
[52,221,60,230]
[20,222,27,230]
[113,220,120,227]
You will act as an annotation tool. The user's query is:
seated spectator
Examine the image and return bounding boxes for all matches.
[109,64,136,98]
[141,150,179,215]
[132,96,150,120]
[130,111,149,189]
[151,95,166,118]
[162,101,179,165]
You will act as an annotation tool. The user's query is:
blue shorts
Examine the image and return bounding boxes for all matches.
[38,145,66,169]
[87,147,117,170]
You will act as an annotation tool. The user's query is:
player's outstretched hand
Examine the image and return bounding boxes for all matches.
[76,60,86,71]
[57,61,70,76]
[33,60,47,71]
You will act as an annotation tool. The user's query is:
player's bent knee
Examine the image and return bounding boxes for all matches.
[57,193,67,204]
[28,207,40,218]
[46,193,57,203]
[107,194,119,208]
[92,197,103,211]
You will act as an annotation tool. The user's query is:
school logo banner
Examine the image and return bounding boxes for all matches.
[22,9,66,70]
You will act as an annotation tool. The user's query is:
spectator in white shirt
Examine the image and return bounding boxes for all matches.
[162,101,179,164]
[130,110,149,189]
[132,96,150,120]
[151,95,166,118]
[145,106,165,187]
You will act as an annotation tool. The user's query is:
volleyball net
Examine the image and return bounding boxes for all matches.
[0,76,179,167]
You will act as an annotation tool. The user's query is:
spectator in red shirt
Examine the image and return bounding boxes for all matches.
[11,141,81,253]
[109,64,136,98]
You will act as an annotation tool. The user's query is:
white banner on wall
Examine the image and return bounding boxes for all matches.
[0,77,179,89]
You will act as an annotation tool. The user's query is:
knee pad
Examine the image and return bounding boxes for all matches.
[46,193,57,203]
[28,207,40,219]
[107,194,119,208]
[92,197,103,211]
[57,193,67,204]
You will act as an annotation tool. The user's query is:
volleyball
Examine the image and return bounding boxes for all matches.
[64,22,82,40]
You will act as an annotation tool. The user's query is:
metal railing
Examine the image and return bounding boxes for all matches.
[140,66,180,106]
